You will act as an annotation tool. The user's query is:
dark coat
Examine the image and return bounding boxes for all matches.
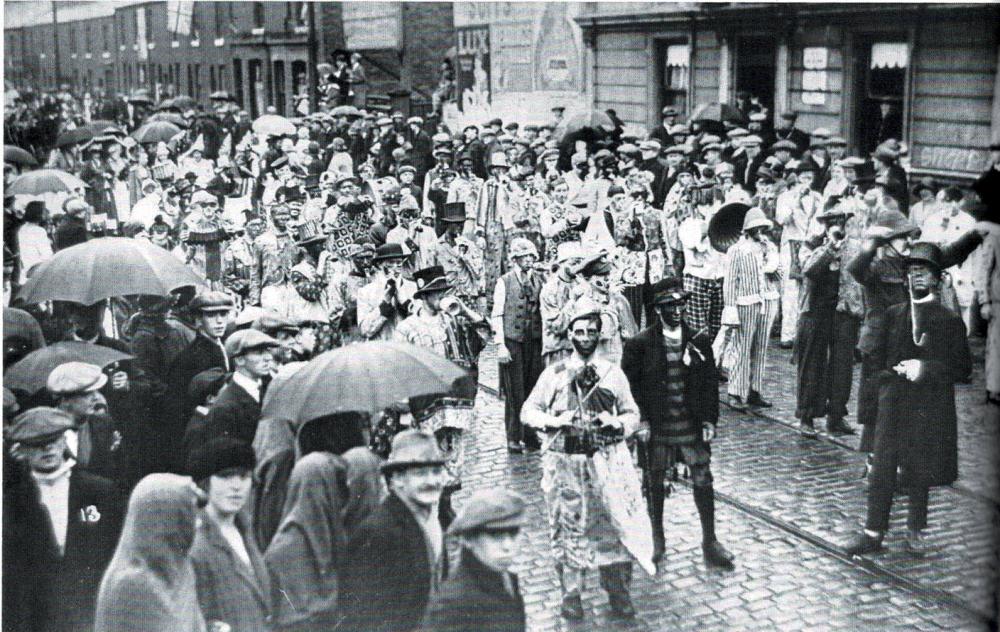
[53,215,89,251]
[872,300,971,487]
[4,463,124,632]
[420,549,525,632]
[203,380,262,447]
[621,324,719,444]
[191,513,272,632]
[164,334,228,470]
[339,493,446,632]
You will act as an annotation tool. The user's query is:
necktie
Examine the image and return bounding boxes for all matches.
[77,423,92,467]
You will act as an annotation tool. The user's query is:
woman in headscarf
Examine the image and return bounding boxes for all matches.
[94,473,206,632]
[264,448,384,631]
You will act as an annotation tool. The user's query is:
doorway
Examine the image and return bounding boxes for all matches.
[248,59,263,118]
[852,33,908,154]
[273,60,286,115]
[735,35,776,119]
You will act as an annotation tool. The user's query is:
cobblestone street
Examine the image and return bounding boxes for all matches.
[461,341,997,631]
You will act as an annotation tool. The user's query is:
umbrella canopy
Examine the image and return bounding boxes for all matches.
[127,89,153,105]
[131,121,183,144]
[55,127,94,148]
[559,109,616,136]
[84,120,122,136]
[7,169,87,195]
[157,95,197,111]
[4,146,38,167]
[209,90,232,101]
[708,202,751,253]
[252,114,296,137]
[145,111,188,128]
[330,105,361,118]
[261,341,467,423]
[691,102,746,125]
[5,341,132,395]
[17,237,204,305]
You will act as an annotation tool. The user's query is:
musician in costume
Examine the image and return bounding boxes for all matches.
[180,190,228,289]
[622,277,736,570]
[395,265,489,527]
[522,301,652,621]
[477,153,521,313]
[325,242,374,344]
[249,204,298,310]
[775,162,823,348]
[844,243,972,556]
[357,243,417,341]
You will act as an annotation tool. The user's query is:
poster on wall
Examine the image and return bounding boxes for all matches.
[456,27,491,111]
[534,4,580,92]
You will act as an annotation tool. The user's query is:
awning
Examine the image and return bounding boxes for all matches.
[666,44,690,68]
[870,42,908,69]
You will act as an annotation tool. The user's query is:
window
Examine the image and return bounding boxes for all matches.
[219,64,228,92]
[868,42,908,100]
[287,2,306,29]
[658,41,690,114]
[210,65,217,92]
[69,26,77,53]
[145,6,154,42]
[190,4,200,39]
[103,24,110,51]
[194,63,202,98]
[253,2,266,28]
[85,25,92,52]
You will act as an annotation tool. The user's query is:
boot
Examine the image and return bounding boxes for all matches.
[748,390,773,408]
[729,395,748,411]
[556,564,585,620]
[702,540,736,570]
[826,416,856,436]
[844,531,883,556]
[648,474,666,567]
[905,529,928,555]
[599,563,635,619]
[800,417,818,439]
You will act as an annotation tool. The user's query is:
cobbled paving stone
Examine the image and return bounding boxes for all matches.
[453,388,991,631]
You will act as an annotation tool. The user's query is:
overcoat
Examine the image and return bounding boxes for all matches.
[419,549,525,632]
[872,300,972,487]
[203,380,262,446]
[621,323,719,443]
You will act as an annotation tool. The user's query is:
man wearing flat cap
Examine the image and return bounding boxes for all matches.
[200,330,280,448]
[48,361,125,484]
[340,429,449,632]
[623,276,735,571]
[420,489,527,631]
[4,406,125,632]
[774,112,809,154]
[845,243,972,557]
[648,106,680,147]
[522,301,648,621]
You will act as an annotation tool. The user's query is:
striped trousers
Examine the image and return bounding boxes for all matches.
[728,300,778,399]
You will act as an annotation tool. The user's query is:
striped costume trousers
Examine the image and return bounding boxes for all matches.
[728,300,778,399]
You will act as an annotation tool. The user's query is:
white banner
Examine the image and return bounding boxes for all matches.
[166,0,193,37]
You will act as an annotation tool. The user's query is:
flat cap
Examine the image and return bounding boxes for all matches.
[661,106,680,117]
[726,127,749,139]
[487,118,503,127]
[617,143,640,155]
[224,329,280,358]
[523,124,539,132]
[663,144,685,155]
[252,313,300,335]
[190,190,218,206]
[701,142,724,153]
[448,489,526,535]
[188,367,228,403]
[6,407,76,446]
[668,124,689,135]
[406,116,423,126]
[639,139,662,152]
[825,136,848,147]
[189,291,234,313]
[47,362,107,396]
[376,117,393,126]
[771,139,798,152]
[397,165,416,175]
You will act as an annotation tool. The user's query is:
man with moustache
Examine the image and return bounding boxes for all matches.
[622,277,735,571]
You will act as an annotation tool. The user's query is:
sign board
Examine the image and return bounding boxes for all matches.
[803,47,828,70]
[456,27,490,111]
[801,47,828,105]
[343,3,402,51]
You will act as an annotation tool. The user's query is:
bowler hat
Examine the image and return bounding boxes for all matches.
[412,265,451,298]
[6,407,76,446]
[372,242,409,262]
[187,437,256,482]
[448,489,526,536]
[905,242,944,273]
[224,329,280,359]
[381,429,446,473]
[650,276,689,305]
[47,362,108,396]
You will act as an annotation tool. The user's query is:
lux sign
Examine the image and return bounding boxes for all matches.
[458,28,489,55]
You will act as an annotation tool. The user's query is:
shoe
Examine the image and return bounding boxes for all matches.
[608,594,636,619]
[800,418,818,439]
[702,540,736,571]
[826,417,856,436]
[560,595,584,620]
[905,530,928,555]
[748,391,773,408]
[507,441,523,454]
[844,532,883,556]
[729,395,748,411]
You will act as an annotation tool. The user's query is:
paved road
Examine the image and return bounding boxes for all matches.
[457,339,996,630]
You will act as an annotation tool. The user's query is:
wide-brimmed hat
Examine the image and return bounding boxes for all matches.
[650,276,690,306]
[742,207,772,231]
[381,429,446,473]
[412,265,451,298]
[865,210,919,241]
[372,242,409,262]
[905,242,943,273]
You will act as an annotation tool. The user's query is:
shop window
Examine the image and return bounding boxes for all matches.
[853,37,908,153]
[210,66,217,92]
[254,3,266,29]
[657,41,690,115]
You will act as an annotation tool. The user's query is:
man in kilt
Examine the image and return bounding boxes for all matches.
[622,277,736,570]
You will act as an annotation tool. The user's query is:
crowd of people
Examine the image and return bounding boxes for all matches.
[3,79,999,631]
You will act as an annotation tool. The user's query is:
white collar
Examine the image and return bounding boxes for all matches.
[662,325,683,340]
[32,459,75,485]
[231,371,261,402]
[911,292,937,305]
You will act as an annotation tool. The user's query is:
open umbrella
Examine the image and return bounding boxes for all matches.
[7,169,87,195]
[261,341,467,423]
[559,109,616,136]
[55,127,94,147]
[145,111,188,128]
[330,105,361,118]
[4,146,37,167]
[131,121,183,144]
[170,95,198,110]
[690,102,746,126]
[5,341,132,395]
[17,237,204,305]
[84,120,122,136]
[252,114,297,137]
[127,89,153,105]
[707,202,751,253]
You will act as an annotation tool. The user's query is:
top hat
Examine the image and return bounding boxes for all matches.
[441,202,467,223]
[412,265,451,298]
[295,220,327,246]
[372,242,409,262]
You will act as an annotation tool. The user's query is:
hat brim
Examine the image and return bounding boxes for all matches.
[195,305,234,313]
[18,430,72,447]
[372,252,410,262]
[652,290,690,305]
[296,235,328,246]
[743,219,773,231]
[904,255,941,271]
[381,458,447,473]
[414,279,452,298]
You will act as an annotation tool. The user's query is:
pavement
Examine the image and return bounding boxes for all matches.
[453,338,997,631]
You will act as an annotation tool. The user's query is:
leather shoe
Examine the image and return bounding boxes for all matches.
[608,594,636,619]
[800,418,818,439]
[827,417,856,436]
[748,391,773,408]
[729,395,748,411]
[560,595,584,620]
[844,532,883,556]
[702,540,736,570]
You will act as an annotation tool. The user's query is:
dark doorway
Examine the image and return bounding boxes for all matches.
[273,60,286,115]
[248,59,262,118]
[233,59,244,108]
[735,36,776,119]
[853,34,907,154]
